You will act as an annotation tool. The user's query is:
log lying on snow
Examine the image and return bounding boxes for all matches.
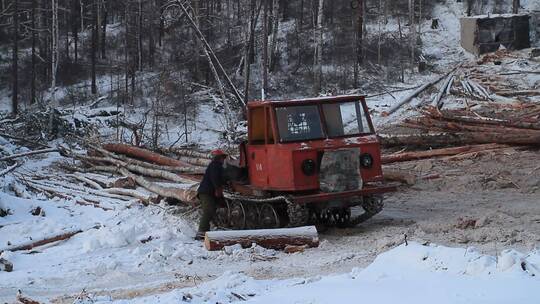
[431,73,455,108]
[383,67,458,116]
[102,144,193,168]
[164,147,212,160]
[79,154,197,184]
[16,291,41,304]
[111,152,205,174]
[381,143,506,164]
[0,227,92,253]
[0,148,59,162]
[204,226,319,251]
[119,168,199,204]
[0,162,21,177]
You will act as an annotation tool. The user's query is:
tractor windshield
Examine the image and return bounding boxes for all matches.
[322,101,372,137]
[275,105,324,142]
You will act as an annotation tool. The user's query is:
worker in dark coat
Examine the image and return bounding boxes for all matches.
[195,149,227,240]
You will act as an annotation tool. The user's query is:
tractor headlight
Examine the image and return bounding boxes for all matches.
[360,153,373,169]
[301,159,317,176]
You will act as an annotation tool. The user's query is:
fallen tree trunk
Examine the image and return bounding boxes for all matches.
[103,151,205,174]
[494,90,540,97]
[104,188,156,204]
[179,156,211,167]
[28,179,133,202]
[383,67,457,116]
[204,226,319,251]
[379,132,540,148]
[102,144,193,168]
[431,73,455,108]
[77,154,198,183]
[68,173,103,190]
[0,162,21,177]
[406,117,540,135]
[382,143,505,163]
[0,148,59,162]
[119,168,199,205]
[0,228,93,253]
[164,147,212,160]
[75,199,113,211]
[16,291,41,304]
[423,107,540,130]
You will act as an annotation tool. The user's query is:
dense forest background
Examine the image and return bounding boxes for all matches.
[0,0,529,117]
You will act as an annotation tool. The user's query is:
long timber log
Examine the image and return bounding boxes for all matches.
[102,144,193,168]
[383,66,459,116]
[204,226,320,251]
[381,143,506,163]
[405,117,540,135]
[423,107,540,130]
[379,132,540,148]
[118,168,199,205]
[0,227,98,253]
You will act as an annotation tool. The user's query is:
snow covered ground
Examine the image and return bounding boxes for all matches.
[3,184,540,304]
[33,242,540,304]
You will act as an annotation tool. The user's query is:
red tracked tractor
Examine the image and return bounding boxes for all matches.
[218,95,395,229]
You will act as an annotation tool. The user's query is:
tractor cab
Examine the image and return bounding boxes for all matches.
[239,95,385,195]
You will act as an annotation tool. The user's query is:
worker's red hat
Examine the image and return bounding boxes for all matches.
[211,149,227,157]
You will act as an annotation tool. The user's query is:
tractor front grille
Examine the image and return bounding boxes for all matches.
[319,148,362,193]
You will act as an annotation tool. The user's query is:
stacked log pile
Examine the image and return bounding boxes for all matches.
[9,143,211,210]
[384,49,540,116]
[381,104,540,149]
[378,102,539,186]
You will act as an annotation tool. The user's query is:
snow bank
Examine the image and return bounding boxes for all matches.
[89,242,540,304]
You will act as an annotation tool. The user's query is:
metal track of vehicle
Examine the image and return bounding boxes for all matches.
[349,195,384,226]
[214,193,383,229]
[286,201,310,227]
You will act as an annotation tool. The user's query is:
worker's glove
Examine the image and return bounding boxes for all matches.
[214,187,224,198]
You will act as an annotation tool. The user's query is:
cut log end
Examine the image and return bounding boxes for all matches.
[204,226,320,251]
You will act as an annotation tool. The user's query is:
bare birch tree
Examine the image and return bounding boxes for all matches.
[512,0,520,13]
[313,0,324,95]
[51,0,59,103]
[269,0,279,72]
[12,0,18,114]
[262,0,269,96]
[408,0,415,66]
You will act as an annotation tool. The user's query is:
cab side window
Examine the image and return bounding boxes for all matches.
[249,107,266,145]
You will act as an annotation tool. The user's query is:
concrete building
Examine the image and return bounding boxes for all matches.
[460,14,531,55]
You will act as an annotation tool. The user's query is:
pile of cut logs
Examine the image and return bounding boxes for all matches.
[9,143,211,211]
[384,48,540,116]
[379,103,540,164]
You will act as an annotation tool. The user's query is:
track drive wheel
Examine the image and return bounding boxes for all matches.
[244,203,260,229]
[229,201,247,229]
[259,203,280,229]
